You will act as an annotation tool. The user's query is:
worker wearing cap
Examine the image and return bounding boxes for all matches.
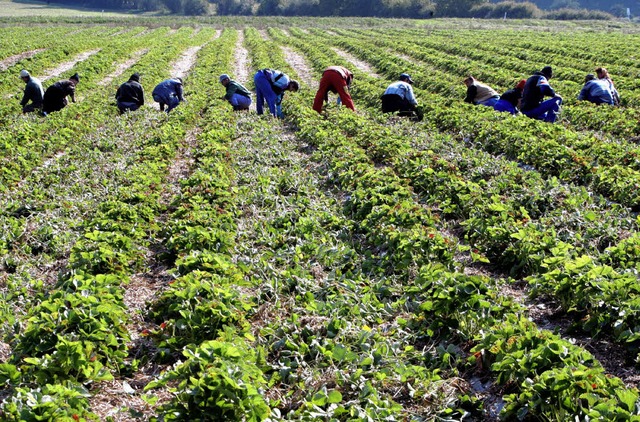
[577,73,614,105]
[42,72,79,115]
[463,76,500,107]
[521,66,563,123]
[313,66,355,113]
[152,77,184,113]
[219,74,251,111]
[19,69,44,114]
[381,73,418,117]
[116,72,145,113]
[493,79,526,115]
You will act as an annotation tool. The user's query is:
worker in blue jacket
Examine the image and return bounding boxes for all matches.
[521,66,562,123]
[152,77,184,112]
[577,74,614,105]
[253,69,298,117]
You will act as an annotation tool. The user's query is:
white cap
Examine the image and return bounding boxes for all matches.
[19,70,29,78]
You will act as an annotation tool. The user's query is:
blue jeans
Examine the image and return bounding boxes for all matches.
[493,99,517,115]
[153,94,180,112]
[478,96,500,107]
[254,71,278,116]
[117,101,140,112]
[523,97,562,123]
[230,93,251,110]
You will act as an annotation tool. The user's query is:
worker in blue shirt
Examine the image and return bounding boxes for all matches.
[253,69,298,117]
[381,73,419,117]
[152,77,184,112]
[577,74,614,105]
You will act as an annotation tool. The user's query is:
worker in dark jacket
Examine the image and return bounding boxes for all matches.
[521,66,562,123]
[463,76,500,107]
[42,72,79,115]
[493,79,526,115]
[115,73,144,113]
[313,66,355,113]
[577,74,614,105]
[19,69,44,114]
[219,74,251,111]
[152,77,184,112]
[254,69,298,117]
[381,73,418,117]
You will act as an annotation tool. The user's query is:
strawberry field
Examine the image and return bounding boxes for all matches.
[1,17,640,421]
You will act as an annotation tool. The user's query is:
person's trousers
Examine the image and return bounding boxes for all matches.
[254,72,278,116]
[22,103,41,113]
[478,96,500,107]
[523,97,562,123]
[117,101,140,112]
[313,70,355,113]
[230,93,251,110]
[493,99,517,115]
[381,94,415,114]
[153,94,180,112]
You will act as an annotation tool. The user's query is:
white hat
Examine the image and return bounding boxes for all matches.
[19,70,30,78]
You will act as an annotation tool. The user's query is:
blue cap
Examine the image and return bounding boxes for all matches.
[219,74,230,83]
[400,73,413,84]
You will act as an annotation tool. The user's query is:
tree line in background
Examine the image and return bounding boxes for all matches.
[41,0,634,18]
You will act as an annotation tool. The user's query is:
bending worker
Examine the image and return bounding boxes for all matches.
[313,66,355,113]
[219,74,252,111]
[254,68,298,118]
[116,72,144,113]
[152,77,185,113]
[463,76,500,107]
[578,74,614,105]
[381,73,419,117]
[19,69,44,114]
[493,79,526,115]
[42,72,79,115]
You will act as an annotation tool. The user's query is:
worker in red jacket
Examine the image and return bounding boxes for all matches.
[312,66,355,113]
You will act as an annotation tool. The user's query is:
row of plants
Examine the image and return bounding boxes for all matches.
[347,27,640,138]
[0,26,221,420]
[258,27,640,419]
[273,28,640,360]
[0,26,206,192]
[315,28,640,210]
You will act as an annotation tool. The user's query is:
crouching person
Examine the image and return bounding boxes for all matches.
[219,74,251,111]
[19,69,44,114]
[116,73,144,113]
[381,73,420,119]
[152,77,184,113]
[493,79,526,115]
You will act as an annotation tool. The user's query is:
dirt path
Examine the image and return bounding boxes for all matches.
[41,49,101,82]
[90,127,201,421]
[98,48,149,87]
[0,49,45,72]
[171,45,203,79]
[332,47,380,78]
[258,29,269,40]
[281,46,316,90]
[234,29,250,85]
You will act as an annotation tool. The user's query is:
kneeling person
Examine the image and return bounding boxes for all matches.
[219,74,251,111]
[381,73,418,117]
[116,73,144,113]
